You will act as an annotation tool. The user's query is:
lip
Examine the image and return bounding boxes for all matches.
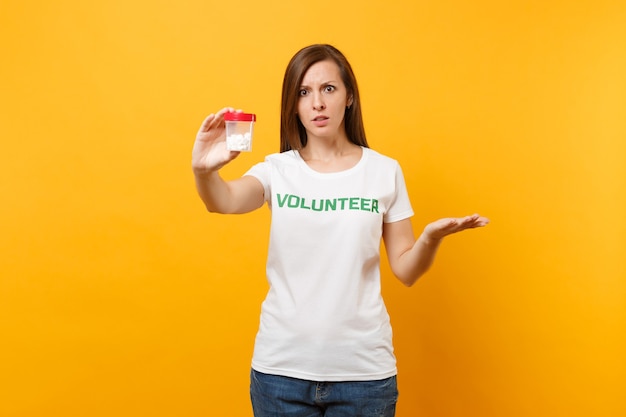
[311,115,329,127]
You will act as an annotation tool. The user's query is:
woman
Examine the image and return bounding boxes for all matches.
[192,44,488,417]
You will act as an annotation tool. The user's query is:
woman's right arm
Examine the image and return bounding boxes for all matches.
[192,108,265,214]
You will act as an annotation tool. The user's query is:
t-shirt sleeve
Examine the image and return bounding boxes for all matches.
[383,163,414,223]
[244,160,271,204]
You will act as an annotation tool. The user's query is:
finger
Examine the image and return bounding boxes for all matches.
[465,216,489,228]
[199,107,235,132]
[452,216,470,228]
[198,114,215,133]
[468,215,488,225]
[212,107,236,129]
[476,216,490,226]
[443,219,458,231]
[466,214,479,222]
[215,107,236,119]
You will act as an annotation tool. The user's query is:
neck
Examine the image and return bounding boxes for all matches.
[299,135,358,162]
[298,139,363,173]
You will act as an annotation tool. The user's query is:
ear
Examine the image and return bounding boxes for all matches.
[347,95,353,108]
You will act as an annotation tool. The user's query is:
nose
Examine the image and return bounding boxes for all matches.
[312,93,326,110]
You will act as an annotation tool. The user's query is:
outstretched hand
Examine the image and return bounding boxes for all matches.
[423,214,490,242]
[192,107,241,174]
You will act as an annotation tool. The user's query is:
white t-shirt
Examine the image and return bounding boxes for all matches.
[244,147,414,381]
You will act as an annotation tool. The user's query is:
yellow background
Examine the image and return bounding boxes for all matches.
[1,0,624,416]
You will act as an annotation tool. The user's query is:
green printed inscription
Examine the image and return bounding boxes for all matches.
[276,194,379,213]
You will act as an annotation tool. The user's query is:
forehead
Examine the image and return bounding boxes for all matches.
[301,60,342,85]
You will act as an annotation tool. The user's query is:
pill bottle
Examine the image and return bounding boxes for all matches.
[224,112,256,152]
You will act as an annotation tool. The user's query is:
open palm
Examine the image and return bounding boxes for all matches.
[424,214,490,241]
[192,107,241,173]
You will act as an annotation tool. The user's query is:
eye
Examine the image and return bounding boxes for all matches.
[299,89,309,96]
[324,85,335,93]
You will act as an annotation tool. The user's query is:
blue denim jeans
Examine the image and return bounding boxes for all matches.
[250,369,398,417]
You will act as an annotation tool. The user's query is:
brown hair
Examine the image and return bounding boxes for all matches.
[280,44,368,152]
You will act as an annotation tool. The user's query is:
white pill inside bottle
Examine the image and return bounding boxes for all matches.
[224,112,256,152]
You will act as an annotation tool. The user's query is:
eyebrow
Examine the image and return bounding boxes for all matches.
[299,80,338,88]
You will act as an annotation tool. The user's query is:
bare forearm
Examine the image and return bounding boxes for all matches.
[194,169,233,213]
[394,233,442,287]
[385,214,489,287]
[194,168,264,214]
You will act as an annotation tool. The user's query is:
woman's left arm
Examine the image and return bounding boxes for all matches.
[382,214,489,287]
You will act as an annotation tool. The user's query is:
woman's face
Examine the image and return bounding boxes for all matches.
[297,59,352,143]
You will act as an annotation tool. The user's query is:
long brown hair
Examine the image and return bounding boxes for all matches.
[280,44,368,152]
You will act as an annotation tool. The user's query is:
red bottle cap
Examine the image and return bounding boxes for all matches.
[224,112,256,122]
